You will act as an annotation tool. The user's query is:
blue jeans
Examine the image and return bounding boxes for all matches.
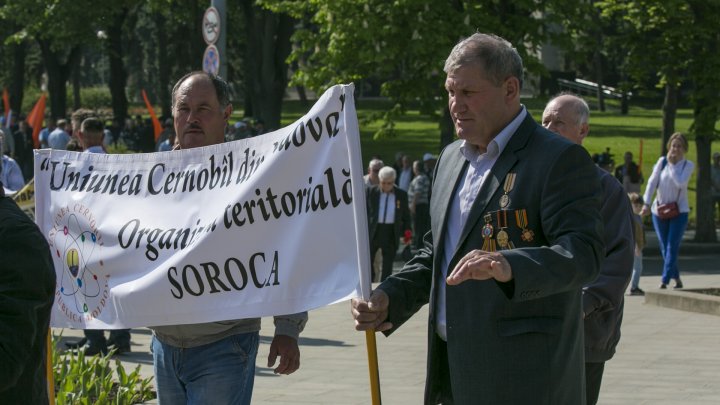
[152,332,259,405]
[652,212,688,284]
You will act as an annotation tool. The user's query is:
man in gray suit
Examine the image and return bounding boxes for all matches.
[351,33,604,404]
[542,93,634,405]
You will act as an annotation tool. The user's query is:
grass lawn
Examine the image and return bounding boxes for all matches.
[266,96,720,226]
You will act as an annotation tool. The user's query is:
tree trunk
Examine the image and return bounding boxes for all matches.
[9,39,27,115]
[107,9,129,124]
[38,39,81,120]
[691,101,718,242]
[440,106,454,150]
[155,12,171,118]
[686,1,719,242]
[242,1,295,131]
[661,82,678,156]
[72,55,81,110]
[593,49,605,112]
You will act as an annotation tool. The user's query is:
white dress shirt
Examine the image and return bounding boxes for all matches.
[436,107,527,340]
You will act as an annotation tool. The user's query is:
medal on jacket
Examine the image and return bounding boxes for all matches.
[499,172,516,209]
[481,213,496,252]
[495,210,514,250]
[515,208,534,242]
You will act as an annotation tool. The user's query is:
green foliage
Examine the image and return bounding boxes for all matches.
[67,87,114,111]
[51,334,155,404]
[264,0,566,139]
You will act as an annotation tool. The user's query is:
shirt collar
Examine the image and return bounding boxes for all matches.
[460,106,527,163]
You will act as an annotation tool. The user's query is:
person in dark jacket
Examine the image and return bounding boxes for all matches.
[543,93,634,405]
[0,172,57,404]
[366,166,412,282]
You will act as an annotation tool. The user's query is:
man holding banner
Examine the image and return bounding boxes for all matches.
[352,33,604,404]
[149,72,307,404]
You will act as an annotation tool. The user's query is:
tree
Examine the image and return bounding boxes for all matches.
[242,0,296,131]
[264,0,577,149]
[105,7,130,125]
[599,0,719,242]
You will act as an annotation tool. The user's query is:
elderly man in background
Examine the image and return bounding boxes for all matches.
[363,158,384,188]
[542,93,634,405]
[366,166,412,282]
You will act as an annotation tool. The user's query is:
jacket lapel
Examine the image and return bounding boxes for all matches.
[433,145,468,265]
[453,115,536,260]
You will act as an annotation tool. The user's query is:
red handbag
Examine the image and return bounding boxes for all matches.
[656,202,679,220]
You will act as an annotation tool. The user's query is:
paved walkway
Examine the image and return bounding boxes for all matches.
[54,250,720,404]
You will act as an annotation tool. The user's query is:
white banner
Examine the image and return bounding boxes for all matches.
[35,84,371,329]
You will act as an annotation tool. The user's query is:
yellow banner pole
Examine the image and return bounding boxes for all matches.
[365,329,382,405]
[46,329,54,403]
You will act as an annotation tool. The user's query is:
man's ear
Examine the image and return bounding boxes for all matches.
[580,122,589,139]
[223,105,233,122]
[504,76,520,100]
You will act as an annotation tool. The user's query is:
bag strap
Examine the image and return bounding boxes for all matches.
[654,157,666,202]
[657,157,687,203]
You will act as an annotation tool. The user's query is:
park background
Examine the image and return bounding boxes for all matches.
[1,0,719,240]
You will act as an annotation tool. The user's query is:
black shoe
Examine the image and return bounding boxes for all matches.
[109,342,131,355]
[659,283,667,289]
[629,288,645,296]
[674,280,684,289]
[78,344,108,356]
[64,337,87,349]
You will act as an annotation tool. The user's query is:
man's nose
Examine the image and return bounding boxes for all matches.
[186,110,200,123]
[449,96,465,115]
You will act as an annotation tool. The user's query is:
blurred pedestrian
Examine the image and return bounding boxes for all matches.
[640,132,694,289]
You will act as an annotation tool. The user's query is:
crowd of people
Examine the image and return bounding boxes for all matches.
[362,152,436,281]
[0,31,717,405]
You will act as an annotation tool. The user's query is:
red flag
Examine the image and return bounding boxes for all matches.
[27,94,47,148]
[141,89,162,141]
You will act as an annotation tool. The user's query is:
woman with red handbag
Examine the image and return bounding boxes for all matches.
[640,132,694,289]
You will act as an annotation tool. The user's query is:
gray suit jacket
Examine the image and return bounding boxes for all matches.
[378,114,604,404]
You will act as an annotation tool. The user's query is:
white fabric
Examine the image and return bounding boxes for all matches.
[35,84,370,329]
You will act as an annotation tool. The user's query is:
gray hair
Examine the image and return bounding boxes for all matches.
[378,166,397,181]
[550,92,590,125]
[443,33,524,89]
[172,71,231,110]
[368,158,384,171]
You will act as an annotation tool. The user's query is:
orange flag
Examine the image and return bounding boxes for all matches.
[26,94,47,148]
[141,89,162,141]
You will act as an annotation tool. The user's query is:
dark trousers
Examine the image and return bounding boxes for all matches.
[370,224,397,281]
[585,361,605,405]
[429,337,454,405]
[85,329,131,348]
[413,203,430,249]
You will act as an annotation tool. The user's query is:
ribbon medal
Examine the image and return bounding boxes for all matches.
[495,210,514,250]
[515,209,534,242]
[499,172,516,209]
[481,213,496,252]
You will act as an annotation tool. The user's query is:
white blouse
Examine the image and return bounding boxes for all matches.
[643,156,694,214]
